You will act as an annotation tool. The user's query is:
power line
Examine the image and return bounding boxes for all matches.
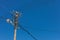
[18,24,38,40]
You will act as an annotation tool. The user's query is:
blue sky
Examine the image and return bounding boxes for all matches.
[0,0,60,40]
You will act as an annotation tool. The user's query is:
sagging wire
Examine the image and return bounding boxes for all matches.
[18,23,38,40]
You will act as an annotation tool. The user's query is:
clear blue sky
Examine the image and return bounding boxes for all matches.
[0,0,60,40]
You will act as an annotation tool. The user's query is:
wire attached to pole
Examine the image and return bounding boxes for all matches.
[18,24,38,40]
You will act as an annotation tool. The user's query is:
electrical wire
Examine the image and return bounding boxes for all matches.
[18,23,38,40]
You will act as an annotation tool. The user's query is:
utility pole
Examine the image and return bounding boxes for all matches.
[6,11,19,40]
[13,11,19,40]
